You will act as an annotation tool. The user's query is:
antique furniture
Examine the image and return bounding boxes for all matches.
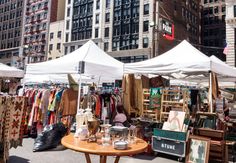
[61,133,148,163]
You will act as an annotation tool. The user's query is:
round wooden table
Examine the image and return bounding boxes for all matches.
[61,133,148,163]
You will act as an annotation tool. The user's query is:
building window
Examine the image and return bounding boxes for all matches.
[70,46,75,52]
[214,6,218,14]
[144,4,149,15]
[57,43,61,50]
[104,42,109,51]
[50,32,53,39]
[95,28,99,38]
[234,5,236,17]
[96,14,99,24]
[96,0,100,10]
[66,33,69,42]
[64,46,68,55]
[209,7,213,14]
[67,8,70,17]
[104,28,109,37]
[114,0,121,7]
[66,20,70,30]
[49,44,53,51]
[222,6,225,12]
[143,21,149,32]
[222,15,225,22]
[68,0,71,4]
[105,13,110,22]
[57,31,61,38]
[174,1,177,11]
[143,37,148,48]
[106,0,110,8]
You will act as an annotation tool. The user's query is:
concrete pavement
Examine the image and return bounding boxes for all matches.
[9,138,179,163]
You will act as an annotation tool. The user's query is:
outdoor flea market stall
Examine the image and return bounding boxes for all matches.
[0,63,26,163]
[5,40,236,163]
[123,40,236,162]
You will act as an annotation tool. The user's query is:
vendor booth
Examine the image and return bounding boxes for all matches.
[123,40,236,162]
[0,63,24,78]
[25,40,123,82]
[0,63,26,163]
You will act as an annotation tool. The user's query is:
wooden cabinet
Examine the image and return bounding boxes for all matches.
[194,112,228,163]
[160,89,189,122]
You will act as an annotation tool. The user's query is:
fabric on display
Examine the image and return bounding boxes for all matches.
[59,88,78,116]
[149,88,162,110]
[211,72,219,100]
[141,75,149,89]
[0,96,27,162]
[134,78,143,115]
[122,74,131,114]
[129,74,135,109]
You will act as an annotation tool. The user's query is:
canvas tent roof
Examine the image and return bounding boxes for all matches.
[0,63,24,78]
[25,40,124,83]
[124,40,236,79]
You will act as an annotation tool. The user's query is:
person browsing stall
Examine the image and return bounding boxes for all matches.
[214,90,229,122]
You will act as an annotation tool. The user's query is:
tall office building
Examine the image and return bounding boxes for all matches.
[64,0,201,63]
[225,0,236,67]
[201,0,226,61]
[22,0,65,65]
[157,0,201,56]
[0,0,25,68]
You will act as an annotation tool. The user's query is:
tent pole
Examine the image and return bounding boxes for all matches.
[77,73,82,114]
[209,71,213,113]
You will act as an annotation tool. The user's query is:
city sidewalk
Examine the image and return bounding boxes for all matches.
[9,138,179,163]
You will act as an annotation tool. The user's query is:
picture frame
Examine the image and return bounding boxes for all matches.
[185,135,210,163]
[220,89,235,101]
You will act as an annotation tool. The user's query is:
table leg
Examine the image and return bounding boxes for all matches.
[84,153,91,163]
[114,156,120,163]
[100,155,107,163]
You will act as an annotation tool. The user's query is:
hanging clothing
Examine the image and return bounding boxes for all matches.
[59,88,78,116]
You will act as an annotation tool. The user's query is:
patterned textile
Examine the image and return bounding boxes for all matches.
[0,96,27,163]
[8,96,27,148]
[0,97,6,142]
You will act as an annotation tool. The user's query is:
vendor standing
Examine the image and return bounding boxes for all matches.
[214,91,229,128]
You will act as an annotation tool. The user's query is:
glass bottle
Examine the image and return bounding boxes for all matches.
[84,108,93,125]
[74,109,85,138]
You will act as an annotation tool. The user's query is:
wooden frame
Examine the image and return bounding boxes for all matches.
[220,89,235,101]
[186,135,210,163]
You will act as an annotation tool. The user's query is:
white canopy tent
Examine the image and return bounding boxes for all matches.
[124,40,236,112]
[0,63,24,78]
[25,40,124,83]
[25,40,124,113]
[124,40,236,78]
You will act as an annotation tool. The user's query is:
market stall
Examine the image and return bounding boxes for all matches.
[25,40,123,83]
[0,63,26,163]
[23,40,125,135]
[123,40,236,162]
[0,63,24,78]
[124,40,236,113]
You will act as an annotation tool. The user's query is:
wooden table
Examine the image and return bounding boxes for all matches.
[61,133,148,163]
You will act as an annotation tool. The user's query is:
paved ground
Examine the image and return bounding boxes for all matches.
[9,138,179,163]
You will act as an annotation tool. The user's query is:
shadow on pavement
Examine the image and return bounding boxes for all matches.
[8,156,30,163]
[132,154,156,161]
[155,153,185,162]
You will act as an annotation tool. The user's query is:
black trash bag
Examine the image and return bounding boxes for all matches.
[33,123,67,152]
